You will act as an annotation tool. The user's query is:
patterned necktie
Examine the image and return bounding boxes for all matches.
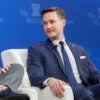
[60,41,79,90]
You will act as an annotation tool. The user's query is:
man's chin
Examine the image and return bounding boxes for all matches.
[47,34,56,38]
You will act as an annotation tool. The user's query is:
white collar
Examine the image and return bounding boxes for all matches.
[51,38,66,46]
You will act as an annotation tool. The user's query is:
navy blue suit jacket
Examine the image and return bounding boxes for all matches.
[27,38,100,88]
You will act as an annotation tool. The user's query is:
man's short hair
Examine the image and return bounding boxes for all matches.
[41,7,66,19]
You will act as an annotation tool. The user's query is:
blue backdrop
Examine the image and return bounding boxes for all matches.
[0,0,100,69]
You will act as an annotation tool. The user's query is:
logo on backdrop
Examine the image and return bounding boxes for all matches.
[67,20,74,25]
[20,3,42,24]
[88,6,100,26]
[32,3,40,17]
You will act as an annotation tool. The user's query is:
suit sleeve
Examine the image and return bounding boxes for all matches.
[80,46,100,84]
[27,45,48,88]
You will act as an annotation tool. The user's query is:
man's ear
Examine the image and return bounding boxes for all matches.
[62,19,66,26]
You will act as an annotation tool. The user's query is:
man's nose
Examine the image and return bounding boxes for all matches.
[46,23,52,28]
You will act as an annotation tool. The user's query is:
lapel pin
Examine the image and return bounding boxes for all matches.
[72,44,74,47]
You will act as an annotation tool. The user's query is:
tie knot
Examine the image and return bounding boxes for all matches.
[59,41,64,46]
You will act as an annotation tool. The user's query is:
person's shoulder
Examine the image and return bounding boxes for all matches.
[28,41,46,48]
[68,41,84,50]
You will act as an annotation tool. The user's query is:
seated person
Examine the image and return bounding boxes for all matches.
[0,64,29,100]
[27,7,100,100]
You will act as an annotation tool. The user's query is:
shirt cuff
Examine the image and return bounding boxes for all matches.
[43,77,54,86]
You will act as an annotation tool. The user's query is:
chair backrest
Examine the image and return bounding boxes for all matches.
[1,49,31,88]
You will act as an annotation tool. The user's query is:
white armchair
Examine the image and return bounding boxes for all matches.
[1,49,74,100]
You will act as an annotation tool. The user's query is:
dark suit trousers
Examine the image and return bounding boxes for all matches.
[87,83,100,100]
[0,89,29,100]
[74,83,100,100]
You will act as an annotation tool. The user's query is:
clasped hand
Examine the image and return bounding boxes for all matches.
[0,64,11,74]
[47,78,69,98]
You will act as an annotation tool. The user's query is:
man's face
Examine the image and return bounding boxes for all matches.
[43,11,66,40]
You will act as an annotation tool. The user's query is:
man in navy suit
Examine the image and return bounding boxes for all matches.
[27,7,100,100]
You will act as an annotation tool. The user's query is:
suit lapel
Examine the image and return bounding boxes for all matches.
[45,39,68,76]
[46,39,85,81]
[67,41,84,80]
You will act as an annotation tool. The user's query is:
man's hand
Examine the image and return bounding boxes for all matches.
[0,64,11,74]
[47,78,69,98]
[0,85,8,91]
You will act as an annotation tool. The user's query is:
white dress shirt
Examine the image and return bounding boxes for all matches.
[43,38,82,86]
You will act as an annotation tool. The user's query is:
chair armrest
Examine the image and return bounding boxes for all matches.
[64,85,74,100]
[32,85,74,100]
[18,87,38,100]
